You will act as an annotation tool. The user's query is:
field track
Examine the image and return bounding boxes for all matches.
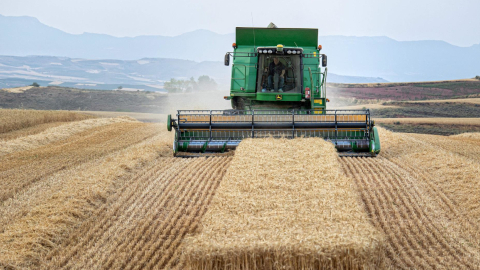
[340,128,480,269]
[341,157,480,269]
[45,156,231,269]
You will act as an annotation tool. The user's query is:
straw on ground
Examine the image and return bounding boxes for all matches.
[182,138,385,270]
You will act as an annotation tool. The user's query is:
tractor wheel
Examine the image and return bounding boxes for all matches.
[231,97,245,110]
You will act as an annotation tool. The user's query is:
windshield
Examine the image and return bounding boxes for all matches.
[256,54,302,93]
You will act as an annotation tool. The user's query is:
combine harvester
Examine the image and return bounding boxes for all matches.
[167,24,380,157]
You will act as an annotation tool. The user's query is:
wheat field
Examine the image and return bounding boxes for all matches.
[340,128,480,269]
[0,109,94,135]
[183,138,384,270]
[0,109,479,269]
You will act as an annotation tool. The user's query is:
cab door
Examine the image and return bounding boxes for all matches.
[231,47,257,93]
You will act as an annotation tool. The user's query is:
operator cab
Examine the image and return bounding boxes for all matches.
[256,46,303,93]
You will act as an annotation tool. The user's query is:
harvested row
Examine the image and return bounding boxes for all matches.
[0,121,158,203]
[0,116,137,156]
[0,127,172,269]
[45,156,232,270]
[183,138,384,270]
[409,133,480,162]
[340,157,480,269]
[0,121,69,141]
[379,128,480,230]
[0,109,93,134]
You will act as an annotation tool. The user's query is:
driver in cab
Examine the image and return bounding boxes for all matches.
[262,57,285,92]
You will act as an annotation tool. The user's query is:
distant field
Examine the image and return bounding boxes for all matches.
[330,79,480,101]
[372,102,480,118]
[0,86,168,113]
[375,118,480,135]
[368,97,480,135]
[376,117,480,125]
[407,97,480,104]
[0,86,230,114]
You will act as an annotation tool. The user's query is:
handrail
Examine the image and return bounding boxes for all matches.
[323,67,328,98]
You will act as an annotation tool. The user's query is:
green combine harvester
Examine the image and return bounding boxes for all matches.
[167,24,380,157]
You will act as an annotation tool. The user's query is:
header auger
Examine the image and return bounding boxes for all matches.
[167,24,381,157]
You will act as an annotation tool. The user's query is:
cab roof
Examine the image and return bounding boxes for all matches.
[235,27,318,48]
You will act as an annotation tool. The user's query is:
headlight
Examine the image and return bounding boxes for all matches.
[263,50,268,53]
[292,50,296,54]
[268,50,273,54]
[287,50,291,54]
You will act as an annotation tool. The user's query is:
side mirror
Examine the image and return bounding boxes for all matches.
[322,54,327,67]
[224,53,230,66]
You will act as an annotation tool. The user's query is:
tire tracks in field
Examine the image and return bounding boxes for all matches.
[382,150,480,260]
[381,136,480,246]
[107,157,224,270]
[45,157,232,270]
[341,157,479,269]
[144,157,230,270]
[45,157,187,268]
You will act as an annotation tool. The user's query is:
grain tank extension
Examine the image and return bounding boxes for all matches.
[167,25,381,157]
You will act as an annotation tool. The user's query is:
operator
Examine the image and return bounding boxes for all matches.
[262,57,285,92]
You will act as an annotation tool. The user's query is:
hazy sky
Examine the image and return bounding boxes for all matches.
[1,0,479,47]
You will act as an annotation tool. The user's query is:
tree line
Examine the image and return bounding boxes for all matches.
[163,75,217,93]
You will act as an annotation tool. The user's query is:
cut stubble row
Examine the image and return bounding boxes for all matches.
[45,156,232,270]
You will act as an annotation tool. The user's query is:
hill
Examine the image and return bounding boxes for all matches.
[1,14,479,82]
[0,55,229,88]
[0,86,169,113]
[0,55,388,89]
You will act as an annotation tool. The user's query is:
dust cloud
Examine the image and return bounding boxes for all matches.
[163,90,231,115]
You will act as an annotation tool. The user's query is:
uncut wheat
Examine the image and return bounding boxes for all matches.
[0,109,93,134]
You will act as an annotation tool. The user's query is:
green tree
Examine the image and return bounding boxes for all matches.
[475,75,480,80]
[186,77,197,92]
[31,82,40,87]
[117,86,123,90]
[164,76,218,93]
[197,75,217,91]
[164,78,182,93]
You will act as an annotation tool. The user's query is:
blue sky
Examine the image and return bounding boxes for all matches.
[1,0,479,47]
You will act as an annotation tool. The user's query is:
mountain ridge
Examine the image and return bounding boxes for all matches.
[1,14,479,82]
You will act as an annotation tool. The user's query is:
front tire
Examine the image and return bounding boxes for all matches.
[231,97,245,110]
